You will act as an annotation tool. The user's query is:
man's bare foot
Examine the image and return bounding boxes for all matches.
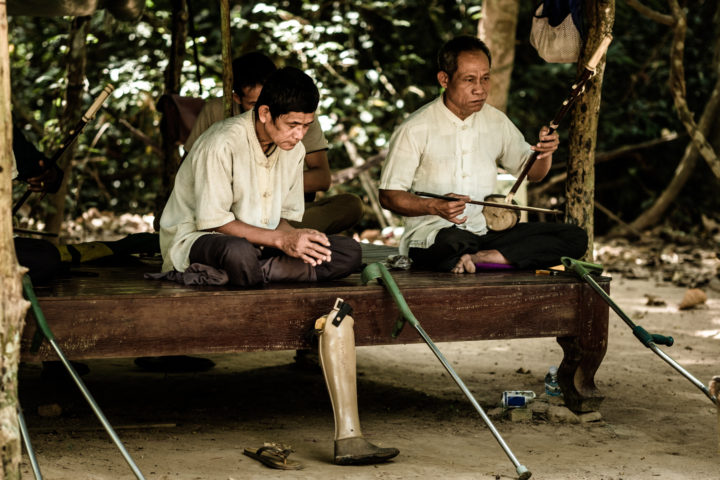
[452,254,476,274]
[451,250,510,274]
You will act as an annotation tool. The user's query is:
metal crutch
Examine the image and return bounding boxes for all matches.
[362,262,532,480]
[561,256,719,406]
[18,406,43,479]
[22,275,147,479]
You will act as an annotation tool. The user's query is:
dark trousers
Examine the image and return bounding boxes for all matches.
[14,237,61,285]
[189,234,362,287]
[409,223,588,271]
[287,193,364,235]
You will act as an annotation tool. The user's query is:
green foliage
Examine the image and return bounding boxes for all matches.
[10,0,482,227]
[510,1,719,233]
[8,0,720,234]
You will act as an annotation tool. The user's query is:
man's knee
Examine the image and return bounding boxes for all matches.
[15,237,60,285]
[316,236,361,281]
[332,193,364,228]
[303,193,364,234]
[562,224,589,259]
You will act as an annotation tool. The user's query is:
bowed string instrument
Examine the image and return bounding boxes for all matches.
[12,84,115,216]
[417,34,613,231]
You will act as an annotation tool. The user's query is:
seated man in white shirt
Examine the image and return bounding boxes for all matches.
[159,67,399,465]
[379,36,587,273]
[184,52,363,236]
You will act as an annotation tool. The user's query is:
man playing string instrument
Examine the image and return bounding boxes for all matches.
[379,35,587,273]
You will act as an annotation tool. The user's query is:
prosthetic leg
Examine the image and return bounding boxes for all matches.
[315,299,400,465]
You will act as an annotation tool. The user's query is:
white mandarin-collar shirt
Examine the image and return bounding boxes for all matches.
[379,96,532,255]
[160,110,305,272]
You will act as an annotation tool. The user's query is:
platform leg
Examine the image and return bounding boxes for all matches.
[556,281,608,413]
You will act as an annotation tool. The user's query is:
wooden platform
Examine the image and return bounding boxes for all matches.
[21,251,610,412]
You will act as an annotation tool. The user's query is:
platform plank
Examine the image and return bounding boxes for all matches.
[21,259,607,359]
[21,252,610,411]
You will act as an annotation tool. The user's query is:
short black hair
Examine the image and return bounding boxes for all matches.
[232,52,277,95]
[253,67,319,120]
[437,36,492,79]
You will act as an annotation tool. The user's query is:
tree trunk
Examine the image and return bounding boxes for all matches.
[477,0,529,217]
[477,0,520,112]
[565,0,615,260]
[46,16,89,238]
[0,2,28,477]
[158,0,188,217]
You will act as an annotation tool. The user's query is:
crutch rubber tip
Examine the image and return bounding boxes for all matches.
[517,466,532,480]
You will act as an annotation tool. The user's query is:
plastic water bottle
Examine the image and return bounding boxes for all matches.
[544,366,561,396]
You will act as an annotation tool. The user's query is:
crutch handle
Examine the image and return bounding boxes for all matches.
[561,256,604,276]
[651,333,674,347]
[633,325,674,348]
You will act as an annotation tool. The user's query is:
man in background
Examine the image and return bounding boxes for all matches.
[184,52,363,236]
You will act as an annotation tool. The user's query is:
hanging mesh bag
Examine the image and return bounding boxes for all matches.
[530,3,581,63]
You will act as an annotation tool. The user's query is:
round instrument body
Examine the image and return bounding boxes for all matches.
[482,194,519,232]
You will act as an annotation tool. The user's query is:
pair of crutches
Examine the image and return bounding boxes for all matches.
[20,276,146,480]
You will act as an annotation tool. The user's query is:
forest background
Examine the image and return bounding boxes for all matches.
[2,2,720,478]
[8,0,720,244]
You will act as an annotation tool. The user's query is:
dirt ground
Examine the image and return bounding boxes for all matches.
[17,272,720,480]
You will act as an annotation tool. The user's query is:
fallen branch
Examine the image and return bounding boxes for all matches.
[339,130,396,228]
[536,132,681,195]
[594,200,646,238]
[103,106,163,157]
[331,150,386,185]
[624,0,674,26]
[118,118,163,156]
[667,0,720,180]
[628,75,720,231]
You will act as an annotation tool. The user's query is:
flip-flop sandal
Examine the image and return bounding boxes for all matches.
[243,443,304,470]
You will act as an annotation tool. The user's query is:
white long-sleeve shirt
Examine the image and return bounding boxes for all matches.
[379,96,532,254]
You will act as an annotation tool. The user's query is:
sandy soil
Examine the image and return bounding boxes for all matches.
[17,274,720,480]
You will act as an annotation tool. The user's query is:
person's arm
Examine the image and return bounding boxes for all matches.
[300,116,331,193]
[526,126,558,182]
[209,218,332,266]
[379,189,469,224]
[303,150,331,193]
[184,99,221,153]
[26,160,63,193]
[13,126,64,193]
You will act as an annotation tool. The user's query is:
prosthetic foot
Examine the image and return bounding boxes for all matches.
[316,299,400,466]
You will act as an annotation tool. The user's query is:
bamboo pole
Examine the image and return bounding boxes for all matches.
[155,0,189,223]
[220,0,233,119]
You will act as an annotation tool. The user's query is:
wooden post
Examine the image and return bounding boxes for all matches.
[0,2,28,476]
[157,0,188,218]
[46,16,89,239]
[220,0,233,119]
[476,0,520,113]
[565,0,615,260]
[476,0,527,221]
